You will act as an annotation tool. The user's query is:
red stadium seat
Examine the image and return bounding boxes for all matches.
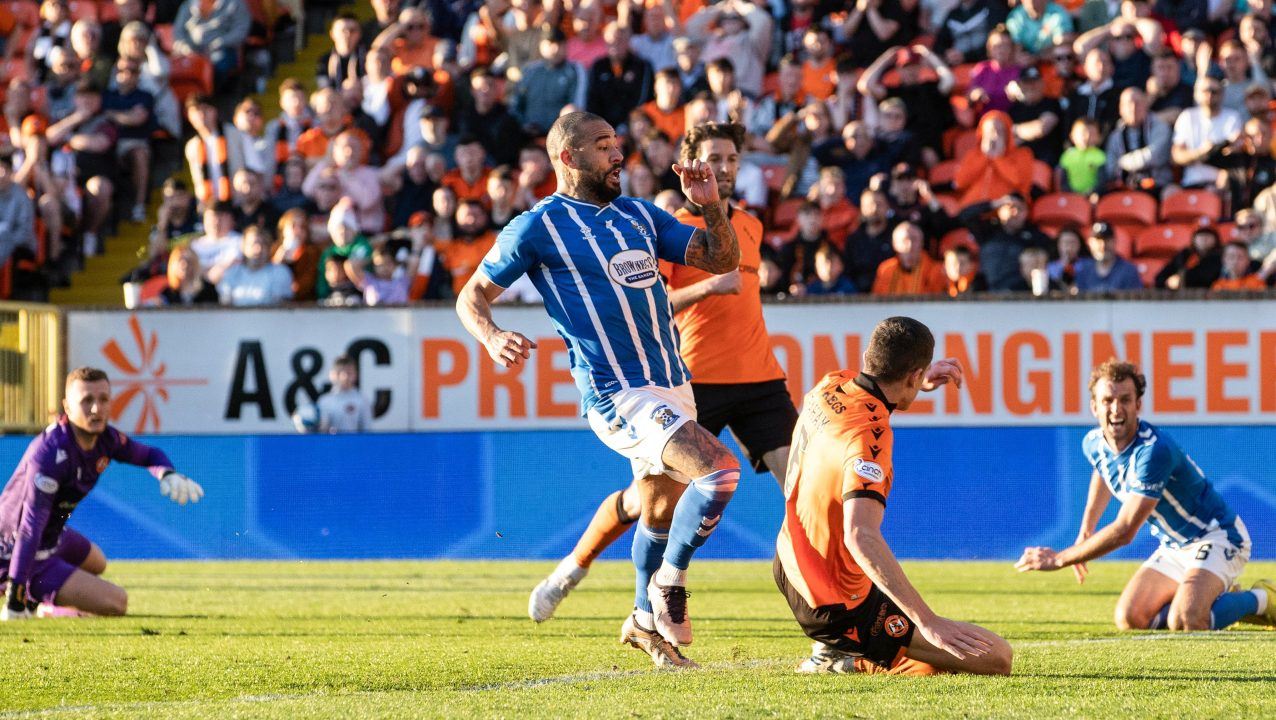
[1159,189,1222,224]
[1134,255,1169,288]
[0,257,10,299]
[1030,160,1054,193]
[95,0,118,23]
[1216,222,1241,242]
[940,228,979,257]
[760,163,786,194]
[1113,225,1136,259]
[770,198,802,231]
[1031,192,1092,229]
[65,0,97,21]
[1095,190,1157,227]
[154,23,174,52]
[950,63,975,94]
[1135,224,1194,259]
[168,52,213,105]
[929,160,959,186]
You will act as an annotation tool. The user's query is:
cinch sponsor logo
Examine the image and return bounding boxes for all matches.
[100,315,209,433]
[607,249,659,289]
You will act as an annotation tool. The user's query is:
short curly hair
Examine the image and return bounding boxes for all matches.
[679,122,746,165]
[1089,359,1147,398]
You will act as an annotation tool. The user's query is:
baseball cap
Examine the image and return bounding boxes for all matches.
[1090,221,1114,240]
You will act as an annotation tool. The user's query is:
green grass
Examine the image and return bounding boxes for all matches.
[1,560,1274,718]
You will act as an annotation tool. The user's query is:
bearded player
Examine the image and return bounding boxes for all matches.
[1,367,203,620]
[457,112,741,668]
[525,122,800,642]
[1016,360,1276,630]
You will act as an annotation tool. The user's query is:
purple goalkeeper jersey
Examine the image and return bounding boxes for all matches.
[1,417,172,586]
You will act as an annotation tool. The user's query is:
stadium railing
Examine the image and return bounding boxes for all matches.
[0,301,63,433]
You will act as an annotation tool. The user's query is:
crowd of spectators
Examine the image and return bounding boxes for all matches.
[4,0,1276,306]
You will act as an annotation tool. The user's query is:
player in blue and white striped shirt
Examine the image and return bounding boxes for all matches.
[456,112,743,667]
[1016,360,1275,631]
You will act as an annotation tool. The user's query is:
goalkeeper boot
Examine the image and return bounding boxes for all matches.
[1241,579,1276,627]
[796,641,859,674]
[528,556,587,623]
[36,603,85,618]
[620,612,698,669]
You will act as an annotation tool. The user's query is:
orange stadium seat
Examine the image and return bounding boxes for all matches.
[1216,222,1241,241]
[1159,189,1222,224]
[1032,192,1091,229]
[934,193,960,217]
[760,163,786,194]
[169,52,213,105]
[154,23,173,52]
[1135,224,1194,259]
[1095,190,1157,227]
[950,63,975,94]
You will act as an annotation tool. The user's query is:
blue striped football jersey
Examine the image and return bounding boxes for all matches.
[479,193,696,419]
[1082,420,1241,549]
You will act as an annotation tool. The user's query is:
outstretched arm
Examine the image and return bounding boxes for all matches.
[1016,493,1155,572]
[1069,470,1112,583]
[845,498,993,660]
[456,272,538,367]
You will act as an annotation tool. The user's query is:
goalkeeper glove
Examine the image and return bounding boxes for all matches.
[159,471,204,505]
[1,583,36,621]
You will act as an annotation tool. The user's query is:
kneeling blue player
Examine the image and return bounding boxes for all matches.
[1,367,203,620]
[1016,360,1275,630]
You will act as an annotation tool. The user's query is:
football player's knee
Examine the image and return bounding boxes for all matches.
[1166,608,1208,632]
[1113,607,1149,631]
[103,587,128,617]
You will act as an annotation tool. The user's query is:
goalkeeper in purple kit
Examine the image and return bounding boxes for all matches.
[0,367,203,620]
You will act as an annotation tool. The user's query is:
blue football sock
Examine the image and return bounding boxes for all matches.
[1211,591,1260,629]
[662,468,740,571]
[1149,604,1170,629]
[631,524,667,613]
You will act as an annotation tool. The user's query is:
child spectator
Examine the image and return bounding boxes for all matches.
[944,245,987,296]
[802,242,856,296]
[1211,240,1268,290]
[346,242,419,306]
[272,208,323,301]
[160,245,219,305]
[1060,118,1107,193]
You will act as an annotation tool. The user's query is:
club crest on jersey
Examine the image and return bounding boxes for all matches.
[650,405,679,429]
[96,457,110,474]
[884,614,910,638]
[852,458,884,484]
[607,249,659,289]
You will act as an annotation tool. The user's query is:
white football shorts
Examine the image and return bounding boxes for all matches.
[586,383,697,479]
[1141,517,1251,587]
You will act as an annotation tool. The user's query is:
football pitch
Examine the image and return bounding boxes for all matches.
[2,560,1274,719]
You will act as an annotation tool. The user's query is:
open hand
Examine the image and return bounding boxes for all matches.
[921,357,963,391]
[673,159,721,207]
[917,615,993,660]
[483,330,537,367]
[1015,546,1063,572]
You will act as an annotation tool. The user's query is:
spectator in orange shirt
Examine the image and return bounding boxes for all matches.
[641,68,687,143]
[438,198,496,294]
[296,89,370,168]
[375,7,438,76]
[799,26,835,99]
[943,245,987,296]
[1212,240,1269,290]
[810,166,858,249]
[441,136,492,204]
[953,110,1035,208]
[871,222,946,295]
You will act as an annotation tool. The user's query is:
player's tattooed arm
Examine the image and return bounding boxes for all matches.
[683,202,739,274]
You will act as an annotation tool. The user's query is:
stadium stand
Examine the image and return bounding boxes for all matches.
[6,0,1276,306]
